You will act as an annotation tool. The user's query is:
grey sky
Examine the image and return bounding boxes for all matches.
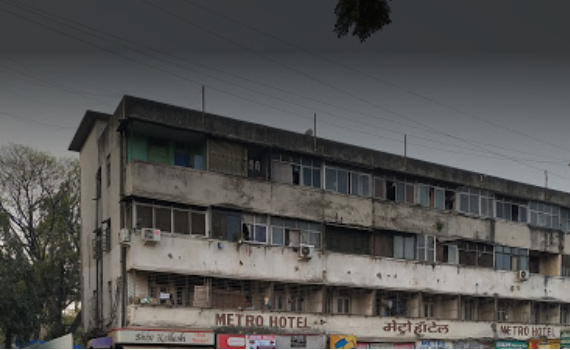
[1,0,570,191]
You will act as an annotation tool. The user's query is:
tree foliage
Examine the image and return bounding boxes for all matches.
[334,0,392,42]
[0,144,80,346]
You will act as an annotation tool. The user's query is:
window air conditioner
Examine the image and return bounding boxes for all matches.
[141,228,161,245]
[518,269,530,281]
[299,244,314,260]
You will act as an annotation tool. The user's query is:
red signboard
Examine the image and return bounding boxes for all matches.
[218,334,247,349]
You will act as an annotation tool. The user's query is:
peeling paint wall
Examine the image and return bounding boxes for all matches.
[126,234,570,302]
[127,161,566,255]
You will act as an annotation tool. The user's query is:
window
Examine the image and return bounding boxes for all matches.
[496,198,528,223]
[148,138,170,164]
[394,234,415,260]
[211,209,241,241]
[458,187,494,217]
[442,243,458,264]
[135,201,206,236]
[423,296,436,318]
[326,226,369,255]
[495,246,529,271]
[457,241,494,268]
[462,298,479,321]
[561,305,570,324]
[271,217,321,249]
[243,214,268,243]
[325,166,370,197]
[271,153,321,188]
[418,184,445,210]
[529,201,560,230]
[562,255,570,277]
[336,290,350,314]
[417,235,435,263]
[497,303,508,322]
[373,177,385,199]
[560,208,570,232]
[386,180,415,204]
[376,291,411,317]
[351,172,371,197]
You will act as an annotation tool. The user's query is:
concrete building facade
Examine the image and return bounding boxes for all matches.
[70,96,570,349]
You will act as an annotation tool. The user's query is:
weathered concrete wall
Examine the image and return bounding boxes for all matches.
[127,161,565,254]
[126,234,570,302]
[122,95,570,208]
[126,305,564,341]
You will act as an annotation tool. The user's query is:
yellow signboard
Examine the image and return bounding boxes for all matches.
[330,335,357,349]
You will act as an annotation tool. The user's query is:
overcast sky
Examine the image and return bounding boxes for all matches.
[1,0,570,191]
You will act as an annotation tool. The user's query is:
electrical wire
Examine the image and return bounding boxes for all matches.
[179,0,570,154]
[2,0,570,181]
[3,0,567,165]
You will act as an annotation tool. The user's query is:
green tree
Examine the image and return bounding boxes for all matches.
[0,144,80,346]
[334,0,392,42]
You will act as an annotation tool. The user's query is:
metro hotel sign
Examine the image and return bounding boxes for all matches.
[213,312,561,340]
[215,313,310,329]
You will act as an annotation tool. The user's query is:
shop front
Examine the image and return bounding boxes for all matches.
[107,327,215,349]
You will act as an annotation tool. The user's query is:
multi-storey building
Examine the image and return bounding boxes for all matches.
[70,95,570,349]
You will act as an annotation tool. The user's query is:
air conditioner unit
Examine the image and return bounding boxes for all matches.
[299,244,315,260]
[141,228,161,245]
[518,269,530,281]
[119,228,131,243]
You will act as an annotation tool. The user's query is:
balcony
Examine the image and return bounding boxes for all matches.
[125,161,568,254]
[126,231,570,302]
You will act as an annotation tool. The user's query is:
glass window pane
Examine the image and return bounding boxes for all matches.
[272,227,285,245]
[427,248,435,263]
[137,205,153,228]
[374,178,385,199]
[419,185,429,207]
[460,194,469,213]
[338,170,349,194]
[191,212,206,235]
[325,168,337,191]
[396,183,405,203]
[434,189,445,209]
[302,167,312,188]
[312,169,321,188]
[254,225,267,243]
[404,236,415,260]
[394,236,404,259]
[173,210,190,234]
[297,221,309,230]
[309,222,321,231]
[155,207,171,232]
[418,247,426,261]
[481,198,488,216]
[362,175,370,197]
[405,184,415,204]
[519,207,527,223]
[497,202,504,219]
[469,195,479,215]
[519,256,528,270]
[351,173,360,195]
[530,212,537,225]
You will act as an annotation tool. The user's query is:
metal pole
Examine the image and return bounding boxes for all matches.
[314,113,317,152]
[404,135,407,168]
[202,85,205,126]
